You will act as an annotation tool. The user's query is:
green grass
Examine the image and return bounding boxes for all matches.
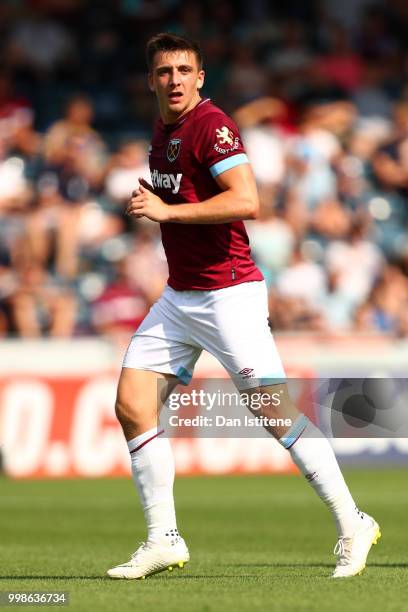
[0,470,407,611]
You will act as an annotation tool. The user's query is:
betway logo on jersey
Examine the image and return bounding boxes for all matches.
[151,169,182,194]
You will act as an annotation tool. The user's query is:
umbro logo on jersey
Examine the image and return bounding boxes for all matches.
[239,368,255,378]
[151,169,182,194]
[167,138,181,162]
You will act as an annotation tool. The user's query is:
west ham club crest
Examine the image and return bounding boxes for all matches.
[167,138,181,162]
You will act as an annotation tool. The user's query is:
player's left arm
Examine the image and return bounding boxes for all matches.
[127,163,259,224]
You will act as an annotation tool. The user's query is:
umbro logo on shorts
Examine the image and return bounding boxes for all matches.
[239,368,255,378]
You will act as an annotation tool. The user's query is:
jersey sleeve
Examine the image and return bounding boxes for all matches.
[193,111,249,178]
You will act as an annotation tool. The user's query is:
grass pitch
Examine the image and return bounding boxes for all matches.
[0,469,407,612]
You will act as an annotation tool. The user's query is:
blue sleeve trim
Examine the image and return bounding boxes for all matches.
[279,414,309,449]
[176,366,193,386]
[209,153,249,177]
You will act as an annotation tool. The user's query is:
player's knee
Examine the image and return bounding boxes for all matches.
[115,393,144,429]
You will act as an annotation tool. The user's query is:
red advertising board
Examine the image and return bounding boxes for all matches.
[0,375,298,478]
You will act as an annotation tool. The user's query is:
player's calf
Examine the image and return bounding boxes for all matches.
[243,382,300,439]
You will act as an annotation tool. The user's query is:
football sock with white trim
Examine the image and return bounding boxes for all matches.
[279,414,361,537]
[127,427,179,545]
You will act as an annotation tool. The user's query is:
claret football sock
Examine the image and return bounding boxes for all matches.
[279,415,362,537]
[127,427,179,545]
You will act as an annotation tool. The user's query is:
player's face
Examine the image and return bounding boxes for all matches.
[149,50,205,123]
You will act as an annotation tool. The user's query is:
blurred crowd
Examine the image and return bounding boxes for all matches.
[0,0,408,338]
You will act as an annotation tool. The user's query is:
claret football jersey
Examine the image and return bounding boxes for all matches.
[149,98,263,290]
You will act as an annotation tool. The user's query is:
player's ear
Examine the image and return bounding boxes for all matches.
[197,70,205,90]
[148,73,155,92]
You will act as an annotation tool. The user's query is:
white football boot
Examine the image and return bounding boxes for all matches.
[107,537,190,580]
[332,512,381,578]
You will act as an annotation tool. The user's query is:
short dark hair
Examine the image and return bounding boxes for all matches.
[146,32,203,71]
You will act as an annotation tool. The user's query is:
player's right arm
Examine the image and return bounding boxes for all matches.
[128,162,259,223]
[165,161,259,223]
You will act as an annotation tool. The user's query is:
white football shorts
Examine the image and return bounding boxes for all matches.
[123,280,286,390]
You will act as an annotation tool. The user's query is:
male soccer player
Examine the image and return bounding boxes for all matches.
[108,33,380,580]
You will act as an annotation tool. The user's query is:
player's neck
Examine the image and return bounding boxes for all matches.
[161,94,203,125]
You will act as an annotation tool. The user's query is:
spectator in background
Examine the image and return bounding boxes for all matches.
[354,265,408,334]
[233,96,288,209]
[105,140,151,205]
[171,1,207,40]
[25,175,67,276]
[268,290,326,332]
[276,243,327,310]
[324,218,384,327]
[5,8,76,78]
[0,68,43,187]
[44,94,106,186]
[246,201,295,287]
[286,98,355,209]
[124,221,168,305]
[0,68,33,145]
[91,257,150,337]
[226,46,268,105]
[6,259,77,337]
[0,137,30,214]
[336,117,392,209]
[325,218,383,302]
[357,6,399,60]
[310,198,352,243]
[5,8,77,79]
[352,62,393,120]
[312,24,365,93]
[266,20,313,99]
[40,94,107,278]
[200,36,228,101]
[372,101,408,201]
[371,101,408,258]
